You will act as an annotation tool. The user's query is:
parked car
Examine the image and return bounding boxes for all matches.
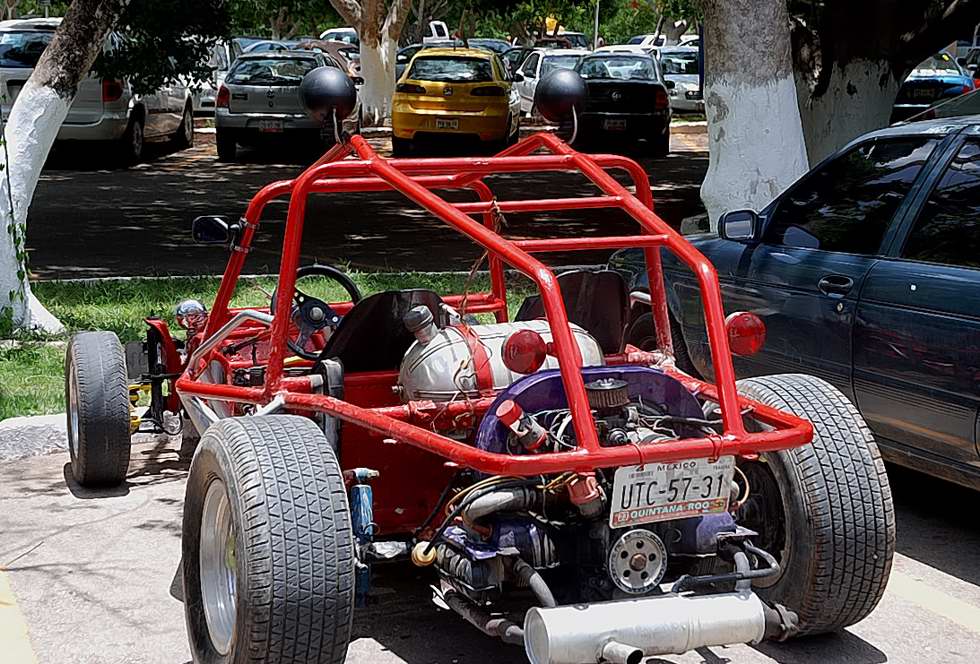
[906,87,980,121]
[396,41,491,80]
[571,52,672,155]
[556,30,589,48]
[627,33,666,49]
[0,17,194,164]
[678,34,700,49]
[595,43,658,57]
[319,26,358,46]
[961,47,980,85]
[512,48,589,114]
[242,39,290,54]
[391,47,520,155]
[192,41,234,115]
[610,115,980,490]
[891,52,975,122]
[501,45,533,75]
[658,46,702,113]
[468,38,512,54]
[214,51,349,161]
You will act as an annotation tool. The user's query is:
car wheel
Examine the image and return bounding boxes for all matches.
[173,104,194,149]
[735,374,895,635]
[182,416,354,664]
[624,311,699,377]
[119,115,145,166]
[391,136,412,158]
[65,331,131,487]
[648,129,669,157]
[216,129,237,162]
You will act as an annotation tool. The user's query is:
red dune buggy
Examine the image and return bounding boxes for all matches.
[64,68,894,664]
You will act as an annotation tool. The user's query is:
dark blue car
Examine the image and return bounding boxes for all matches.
[891,53,975,122]
[610,115,980,489]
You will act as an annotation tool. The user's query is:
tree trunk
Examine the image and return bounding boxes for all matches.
[0,0,126,332]
[358,34,397,126]
[796,59,901,165]
[700,0,809,229]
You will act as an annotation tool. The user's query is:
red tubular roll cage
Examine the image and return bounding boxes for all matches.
[175,132,812,475]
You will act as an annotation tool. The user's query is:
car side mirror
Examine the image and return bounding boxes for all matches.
[718,209,760,242]
[351,75,364,85]
[192,215,240,246]
[664,79,675,89]
[513,72,524,81]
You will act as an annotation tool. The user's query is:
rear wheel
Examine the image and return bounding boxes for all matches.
[624,311,698,377]
[391,136,412,157]
[173,104,194,149]
[648,129,669,157]
[65,331,131,487]
[736,374,895,635]
[118,115,145,166]
[216,129,237,162]
[182,416,355,664]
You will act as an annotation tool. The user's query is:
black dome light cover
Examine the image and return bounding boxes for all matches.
[533,68,587,123]
[300,66,358,124]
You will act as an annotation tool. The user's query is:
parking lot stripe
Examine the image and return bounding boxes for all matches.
[0,570,37,663]
[890,570,980,636]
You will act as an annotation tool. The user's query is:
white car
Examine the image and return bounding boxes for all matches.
[594,44,658,57]
[319,27,358,46]
[513,48,589,114]
[0,17,194,164]
[659,46,703,113]
[678,35,700,49]
[626,34,666,49]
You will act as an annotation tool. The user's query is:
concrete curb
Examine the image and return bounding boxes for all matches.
[0,414,67,463]
[672,121,707,134]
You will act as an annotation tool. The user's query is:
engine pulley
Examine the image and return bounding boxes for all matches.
[608,529,667,594]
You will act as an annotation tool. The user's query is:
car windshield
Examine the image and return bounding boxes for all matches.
[660,51,699,75]
[542,54,581,76]
[579,56,656,80]
[0,30,53,68]
[561,34,588,48]
[408,56,493,82]
[912,53,961,74]
[227,57,320,85]
[627,36,645,44]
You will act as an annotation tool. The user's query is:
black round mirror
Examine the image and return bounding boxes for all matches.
[533,68,587,123]
[299,66,358,124]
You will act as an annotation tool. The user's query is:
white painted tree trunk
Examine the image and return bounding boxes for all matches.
[358,35,397,126]
[797,59,901,165]
[0,81,67,333]
[700,0,809,229]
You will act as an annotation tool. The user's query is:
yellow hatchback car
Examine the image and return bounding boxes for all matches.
[392,48,520,155]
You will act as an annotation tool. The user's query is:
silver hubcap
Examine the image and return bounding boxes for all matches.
[68,364,80,457]
[184,111,193,142]
[132,123,143,157]
[200,479,236,655]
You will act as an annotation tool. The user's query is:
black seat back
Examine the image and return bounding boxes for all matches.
[515,270,630,354]
[319,289,446,372]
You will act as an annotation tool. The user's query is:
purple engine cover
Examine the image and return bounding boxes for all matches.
[475,365,704,454]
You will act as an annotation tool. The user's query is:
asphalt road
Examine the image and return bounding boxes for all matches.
[25,129,709,279]
[1,440,979,664]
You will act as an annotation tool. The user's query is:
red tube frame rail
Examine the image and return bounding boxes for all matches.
[176,132,813,475]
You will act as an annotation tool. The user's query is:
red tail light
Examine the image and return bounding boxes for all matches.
[101,79,124,102]
[726,312,766,356]
[654,87,669,110]
[975,78,980,90]
[502,329,548,374]
[471,85,505,97]
[216,85,230,108]
[963,84,974,94]
[396,83,426,94]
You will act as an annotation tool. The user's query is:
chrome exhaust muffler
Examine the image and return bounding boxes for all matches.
[523,590,769,664]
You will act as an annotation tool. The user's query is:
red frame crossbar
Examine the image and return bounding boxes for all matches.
[175,132,812,475]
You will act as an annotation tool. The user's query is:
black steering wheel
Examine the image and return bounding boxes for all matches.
[271,264,362,361]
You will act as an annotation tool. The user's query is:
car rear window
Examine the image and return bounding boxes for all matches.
[408,56,493,82]
[0,30,53,68]
[542,55,581,76]
[579,56,656,81]
[227,57,321,85]
[912,53,961,74]
[661,51,699,75]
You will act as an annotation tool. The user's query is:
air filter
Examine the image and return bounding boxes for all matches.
[584,378,630,412]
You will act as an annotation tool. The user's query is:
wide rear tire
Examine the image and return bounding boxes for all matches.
[736,374,895,635]
[65,331,131,487]
[182,416,354,664]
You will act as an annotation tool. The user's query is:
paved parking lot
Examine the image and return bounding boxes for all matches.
[1,439,979,664]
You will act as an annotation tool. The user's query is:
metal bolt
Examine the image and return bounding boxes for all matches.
[629,553,647,572]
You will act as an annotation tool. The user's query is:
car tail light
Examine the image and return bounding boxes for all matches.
[216,85,230,108]
[725,312,766,356]
[396,83,426,94]
[964,83,975,94]
[502,329,548,374]
[101,79,124,102]
[975,78,980,90]
[654,87,669,110]
[472,85,505,96]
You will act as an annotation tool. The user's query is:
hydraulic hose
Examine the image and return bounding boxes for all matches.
[509,556,557,608]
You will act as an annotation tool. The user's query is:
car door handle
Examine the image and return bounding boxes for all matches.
[817,274,854,296]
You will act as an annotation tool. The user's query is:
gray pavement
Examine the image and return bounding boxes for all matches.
[1,440,979,664]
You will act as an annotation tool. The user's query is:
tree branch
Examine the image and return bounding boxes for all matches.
[329,0,363,30]
[900,0,980,65]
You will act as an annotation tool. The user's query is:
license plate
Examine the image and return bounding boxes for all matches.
[435,118,459,130]
[603,118,627,131]
[609,456,735,528]
[258,119,283,132]
[912,88,936,99]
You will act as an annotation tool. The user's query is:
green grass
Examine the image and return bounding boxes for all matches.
[1,272,535,420]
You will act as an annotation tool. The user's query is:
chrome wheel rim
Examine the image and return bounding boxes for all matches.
[184,110,193,143]
[68,364,80,457]
[132,122,143,158]
[200,479,236,655]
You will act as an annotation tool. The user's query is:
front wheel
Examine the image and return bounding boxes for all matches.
[182,416,354,664]
[216,129,237,162]
[173,104,194,149]
[118,115,144,166]
[736,374,895,635]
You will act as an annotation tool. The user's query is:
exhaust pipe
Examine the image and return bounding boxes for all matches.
[524,590,769,664]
